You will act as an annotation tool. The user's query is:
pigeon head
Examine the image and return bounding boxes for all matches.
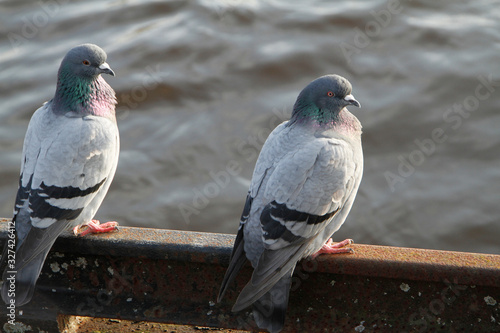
[53,44,117,117]
[291,74,360,124]
[60,44,115,78]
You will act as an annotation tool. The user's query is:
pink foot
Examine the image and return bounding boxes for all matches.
[310,238,354,259]
[73,220,119,237]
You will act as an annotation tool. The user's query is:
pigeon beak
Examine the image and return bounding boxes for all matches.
[98,62,115,76]
[344,94,361,108]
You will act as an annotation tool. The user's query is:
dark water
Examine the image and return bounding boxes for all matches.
[0,0,499,255]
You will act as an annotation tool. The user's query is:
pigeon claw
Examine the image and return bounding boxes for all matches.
[310,238,355,259]
[73,220,119,237]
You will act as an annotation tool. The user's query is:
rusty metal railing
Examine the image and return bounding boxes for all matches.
[0,219,499,332]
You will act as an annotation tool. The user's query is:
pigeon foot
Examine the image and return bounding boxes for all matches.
[73,220,119,237]
[310,238,354,259]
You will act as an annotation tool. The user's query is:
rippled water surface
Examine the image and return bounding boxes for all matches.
[0,0,499,254]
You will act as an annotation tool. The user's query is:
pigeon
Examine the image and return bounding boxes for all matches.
[1,44,120,307]
[218,75,363,332]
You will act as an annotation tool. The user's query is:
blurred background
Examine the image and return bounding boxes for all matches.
[0,0,498,254]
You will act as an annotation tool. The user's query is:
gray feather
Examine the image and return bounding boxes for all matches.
[1,218,70,306]
[232,246,302,312]
[252,272,293,333]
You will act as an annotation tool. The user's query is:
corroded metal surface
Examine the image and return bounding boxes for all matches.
[315,243,500,287]
[0,221,499,332]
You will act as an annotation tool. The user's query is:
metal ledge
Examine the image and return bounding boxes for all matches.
[0,220,499,332]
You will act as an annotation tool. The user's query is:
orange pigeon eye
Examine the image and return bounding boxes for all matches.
[327,91,335,97]
[82,60,90,66]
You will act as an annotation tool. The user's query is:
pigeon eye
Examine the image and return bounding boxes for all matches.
[327,91,335,97]
[82,60,90,66]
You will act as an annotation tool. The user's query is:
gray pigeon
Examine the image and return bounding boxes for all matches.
[1,44,119,307]
[218,75,363,332]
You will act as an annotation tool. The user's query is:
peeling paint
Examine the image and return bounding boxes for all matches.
[354,321,365,332]
[50,262,60,273]
[400,283,410,292]
[74,257,87,268]
[2,321,33,333]
[484,296,497,306]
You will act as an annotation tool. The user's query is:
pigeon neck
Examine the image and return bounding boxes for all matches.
[291,104,341,126]
[290,106,362,133]
[53,69,116,118]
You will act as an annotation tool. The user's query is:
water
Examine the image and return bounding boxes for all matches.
[0,0,499,255]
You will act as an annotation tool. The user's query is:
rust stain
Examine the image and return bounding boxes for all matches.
[313,243,500,287]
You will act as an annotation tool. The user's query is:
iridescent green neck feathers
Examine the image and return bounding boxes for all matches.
[52,65,116,118]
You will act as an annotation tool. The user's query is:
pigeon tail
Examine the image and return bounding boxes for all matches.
[1,218,70,306]
[217,227,247,302]
[252,272,292,333]
[1,248,49,307]
[218,194,253,302]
